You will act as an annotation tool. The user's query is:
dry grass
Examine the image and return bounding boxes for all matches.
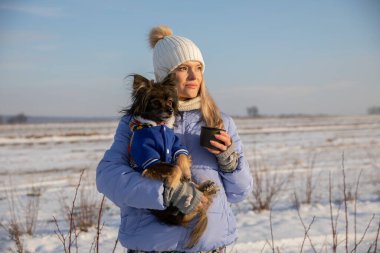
[0,184,42,253]
[258,153,380,253]
[250,151,290,212]
[0,150,378,252]
[251,168,288,212]
[54,170,85,253]
[53,169,118,253]
[59,170,98,232]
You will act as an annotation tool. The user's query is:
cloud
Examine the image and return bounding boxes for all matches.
[0,3,63,18]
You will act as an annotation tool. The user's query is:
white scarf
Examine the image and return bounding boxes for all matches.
[178,96,201,112]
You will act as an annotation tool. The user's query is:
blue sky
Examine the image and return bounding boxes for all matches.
[1,0,379,117]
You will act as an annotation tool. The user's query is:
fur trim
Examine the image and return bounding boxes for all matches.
[149,25,173,49]
[134,115,175,129]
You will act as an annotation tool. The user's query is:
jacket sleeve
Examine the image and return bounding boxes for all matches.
[96,115,165,210]
[130,130,161,170]
[219,115,253,203]
[172,133,189,159]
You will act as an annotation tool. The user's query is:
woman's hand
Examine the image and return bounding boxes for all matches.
[206,131,232,155]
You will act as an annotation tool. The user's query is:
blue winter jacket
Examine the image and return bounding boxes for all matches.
[96,110,253,252]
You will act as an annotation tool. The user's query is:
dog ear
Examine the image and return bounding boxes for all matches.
[132,74,152,94]
[161,73,177,87]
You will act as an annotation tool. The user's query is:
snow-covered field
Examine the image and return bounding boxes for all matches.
[0,115,379,253]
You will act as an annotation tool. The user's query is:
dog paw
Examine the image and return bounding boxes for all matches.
[182,175,191,183]
[199,180,219,194]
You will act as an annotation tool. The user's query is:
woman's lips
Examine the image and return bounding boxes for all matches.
[185,84,198,89]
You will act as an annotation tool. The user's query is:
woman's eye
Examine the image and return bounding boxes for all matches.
[178,66,187,71]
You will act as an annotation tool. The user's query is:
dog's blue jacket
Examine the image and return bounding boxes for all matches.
[96,110,253,252]
[129,120,189,173]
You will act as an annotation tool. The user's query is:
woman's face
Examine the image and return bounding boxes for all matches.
[173,61,203,101]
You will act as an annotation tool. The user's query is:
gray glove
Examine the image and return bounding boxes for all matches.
[163,181,203,214]
[216,142,239,173]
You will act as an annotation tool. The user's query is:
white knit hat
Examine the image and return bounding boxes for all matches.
[149,25,205,82]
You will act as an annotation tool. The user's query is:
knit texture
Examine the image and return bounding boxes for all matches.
[153,35,205,82]
[164,181,203,215]
[216,142,239,173]
[178,96,201,111]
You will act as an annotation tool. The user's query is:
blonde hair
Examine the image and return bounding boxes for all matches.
[199,80,224,129]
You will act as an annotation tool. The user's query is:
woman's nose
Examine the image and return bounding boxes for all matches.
[187,68,196,80]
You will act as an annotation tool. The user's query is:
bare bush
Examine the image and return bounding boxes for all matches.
[24,190,41,235]
[294,167,380,253]
[6,223,24,253]
[0,217,24,253]
[77,180,98,232]
[292,153,322,208]
[342,153,349,253]
[305,154,317,205]
[295,197,317,253]
[59,170,98,232]
[329,171,341,253]
[54,170,85,253]
[250,152,289,212]
[54,171,115,253]
[0,183,42,252]
[325,154,379,253]
[353,170,362,252]
[251,169,287,211]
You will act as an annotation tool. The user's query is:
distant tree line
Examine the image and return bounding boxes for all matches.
[247,106,260,117]
[0,113,28,124]
[367,106,380,115]
[245,106,380,117]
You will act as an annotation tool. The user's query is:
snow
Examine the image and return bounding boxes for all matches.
[0,115,379,252]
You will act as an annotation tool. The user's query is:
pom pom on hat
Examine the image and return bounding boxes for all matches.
[149,25,173,49]
[148,25,205,82]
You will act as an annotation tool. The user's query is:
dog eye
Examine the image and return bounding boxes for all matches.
[151,99,161,108]
[167,99,173,107]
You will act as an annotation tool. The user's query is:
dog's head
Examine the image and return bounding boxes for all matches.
[127,73,178,123]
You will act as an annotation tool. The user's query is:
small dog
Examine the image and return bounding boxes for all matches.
[124,73,218,248]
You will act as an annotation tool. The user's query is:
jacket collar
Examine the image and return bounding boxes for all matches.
[130,115,175,132]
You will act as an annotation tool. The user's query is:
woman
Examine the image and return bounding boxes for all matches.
[96,25,253,253]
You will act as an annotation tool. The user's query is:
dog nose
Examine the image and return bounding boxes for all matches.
[167,107,173,114]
